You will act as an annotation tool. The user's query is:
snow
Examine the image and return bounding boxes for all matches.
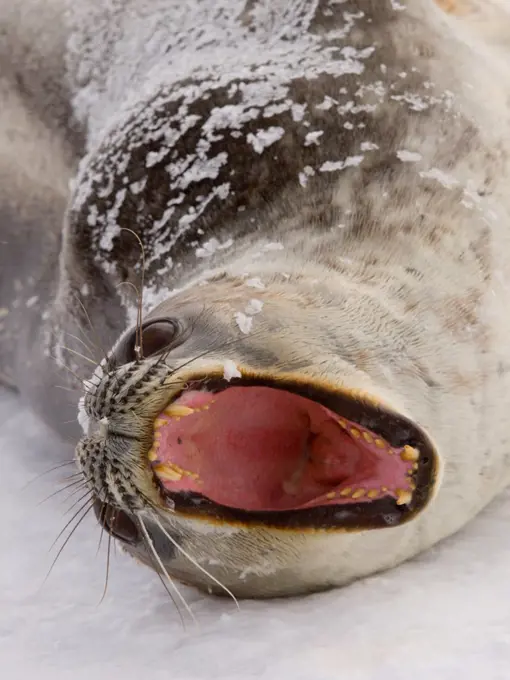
[419,168,460,189]
[234,312,253,334]
[319,155,364,172]
[223,360,242,382]
[2,387,510,679]
[247,127,285,154]
[397,149,423,162]
[245,299,264,315]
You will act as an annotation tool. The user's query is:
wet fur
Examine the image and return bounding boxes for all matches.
[2,0,510,596]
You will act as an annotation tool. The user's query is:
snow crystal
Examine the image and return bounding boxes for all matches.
[246,127,285,154]
[397,149,422,162]
[86,205,98,227]
[291,103,306,121]
[304,130,324,146]
[25,296,39,308]
[245,299,264,315]
[360,141,379,151]
[129,178,146,194]
[223,360,242,381]
[419,168,459,189]
[315,96,336,110]
[234,312,253,334]
[195,237,234,258]
[245,277,266,290]
[319,155,364,172]
[263,242,285,251]
[299,172,309,187]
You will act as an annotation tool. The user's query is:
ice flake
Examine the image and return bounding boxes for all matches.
[299,172,309,187]
[129,178,147,194]
[397,150,422,162]
[304,130,324,146]
[291,103,306,121]
[419,168,459,189]
[25,296,38,308]
[195,237,234,258]
[234,312,253,334]
[247,127,285,153]
[360,141,379,151]
[223,360,242,381]
[319,155,364,172]
[245,299,264,315]
[245,278,266,290]
[263,242,285,251]
[315,96,336,111]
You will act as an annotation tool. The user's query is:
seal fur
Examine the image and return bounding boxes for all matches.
[2,0,510,598]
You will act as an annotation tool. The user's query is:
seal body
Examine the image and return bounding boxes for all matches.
[3,0,510,597]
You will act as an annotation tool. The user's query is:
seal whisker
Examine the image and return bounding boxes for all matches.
[49,494,95,552]
[36,478,89,506]
[42,499,95,588]
[63,487,95,515]
[62,330,97,362]
[56,344,99,367]
[120,228,146,361]
[98,525,113,606]
[51,353,91,388]
[136,512,195,627]
[152,515,240,609]
[72,293,114,371]
[22,460,77,489]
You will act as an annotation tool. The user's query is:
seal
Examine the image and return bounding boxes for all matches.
[2,0,510,599]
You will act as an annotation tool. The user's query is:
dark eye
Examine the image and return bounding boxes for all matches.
[93,499,139,545]
[115,317,184,364]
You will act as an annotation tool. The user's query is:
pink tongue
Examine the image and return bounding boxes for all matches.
[151,387,413,511]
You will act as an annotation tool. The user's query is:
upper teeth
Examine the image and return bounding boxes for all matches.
[400,445,420,462]
[164,405,196,417]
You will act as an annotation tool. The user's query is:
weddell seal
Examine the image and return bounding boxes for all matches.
[2,0,510,601]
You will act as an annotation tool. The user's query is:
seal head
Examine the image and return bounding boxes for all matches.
[76,291,441,597]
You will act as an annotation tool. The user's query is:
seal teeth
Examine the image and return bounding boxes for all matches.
[153,462,200,482]
[395,488,413,506]
[367,489,379,499]
[148,444,159,461]
[339,487,352,496]
[351,488,365,499]
[400,445,420,462]
[374,438,386,449]
[153,463,182,481]
[164,405,196,417]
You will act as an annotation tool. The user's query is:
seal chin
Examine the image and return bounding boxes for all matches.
[146,368,441,532]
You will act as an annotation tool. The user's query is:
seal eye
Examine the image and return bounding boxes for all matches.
[93,499,139,545]
[115,318,183,364]
[139,319,181,358]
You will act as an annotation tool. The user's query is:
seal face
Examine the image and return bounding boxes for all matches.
[4,0,510,599]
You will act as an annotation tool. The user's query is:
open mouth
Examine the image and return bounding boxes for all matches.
[148,372,439,531]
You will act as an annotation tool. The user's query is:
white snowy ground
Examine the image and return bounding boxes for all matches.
[1,388,510,680]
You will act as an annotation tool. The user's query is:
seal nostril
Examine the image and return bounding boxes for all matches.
[93,499,139,545]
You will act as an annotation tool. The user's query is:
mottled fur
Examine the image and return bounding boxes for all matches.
[2,0,510,596]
